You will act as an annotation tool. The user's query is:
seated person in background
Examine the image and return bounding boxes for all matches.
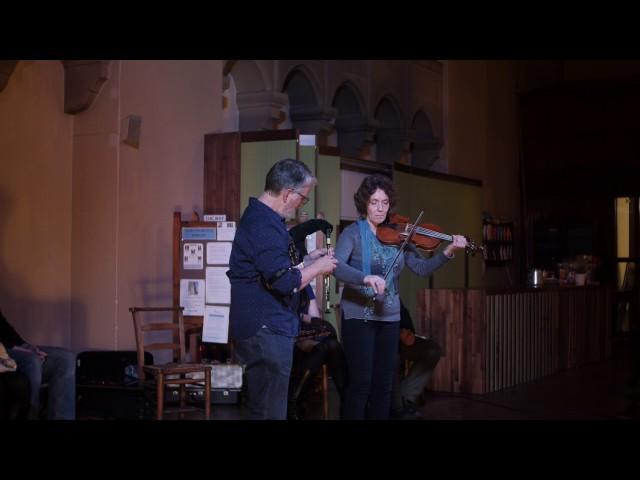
[287,285,348,420]
[390,301,442,420]
[0,341,31,420]
[0,309,76,419]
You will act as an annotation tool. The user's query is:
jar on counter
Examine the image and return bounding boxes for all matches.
[528,269,544,286]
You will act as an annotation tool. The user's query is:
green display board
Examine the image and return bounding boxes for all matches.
[240,139,299,213]
[393,168,484,321]
[316,151,342,336]
[297,145,317,220]
[239,139,318,221]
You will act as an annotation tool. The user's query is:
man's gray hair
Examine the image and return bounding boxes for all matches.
[264,158,316,194]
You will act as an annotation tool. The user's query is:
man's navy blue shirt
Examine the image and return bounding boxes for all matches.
[227,197,302,341]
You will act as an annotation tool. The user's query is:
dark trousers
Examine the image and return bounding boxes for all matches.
[341,318,399,420]
[392,337,442,410]
[235,326,295,420]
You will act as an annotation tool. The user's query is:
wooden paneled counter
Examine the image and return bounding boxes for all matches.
[417,286,612,394]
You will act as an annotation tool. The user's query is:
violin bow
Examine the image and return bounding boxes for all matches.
[382,210,424,283]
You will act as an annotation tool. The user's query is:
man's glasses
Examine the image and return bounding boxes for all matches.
[290,189,310,206]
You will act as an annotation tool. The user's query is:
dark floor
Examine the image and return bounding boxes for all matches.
[78,337,640,421]
[199,336,636,421]
[418,360,635,421]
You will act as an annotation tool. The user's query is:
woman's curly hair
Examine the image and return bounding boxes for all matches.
[353,174,396,218]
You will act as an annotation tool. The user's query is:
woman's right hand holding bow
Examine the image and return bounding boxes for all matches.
[364,275,386,295]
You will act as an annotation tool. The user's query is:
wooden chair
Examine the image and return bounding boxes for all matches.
[320,364,329,419]
[130,306,211,420]
[293,363,329,420]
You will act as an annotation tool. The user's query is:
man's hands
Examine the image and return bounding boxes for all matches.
[302,248,338,276]
[303,247,334,267]
[314,254,338,276]
[298,249,338,290]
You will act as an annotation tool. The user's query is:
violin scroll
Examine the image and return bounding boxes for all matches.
[463,236,485,256]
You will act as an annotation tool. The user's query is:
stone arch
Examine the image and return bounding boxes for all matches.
[412,110,434,138]
[410,109,442,169]
[374,95,407,164]
[224,60,286,131]
[281,64,321,106]
[224,59,268,93]
[281,65,335,134]
[374,95,403,128]
[332,81,374,157]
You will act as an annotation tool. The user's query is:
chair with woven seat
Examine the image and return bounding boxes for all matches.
[130,306,211,420]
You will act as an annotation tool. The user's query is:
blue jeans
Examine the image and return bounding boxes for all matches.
[235,326,295,420]
[341,318,399,420]
[9,346,76,420]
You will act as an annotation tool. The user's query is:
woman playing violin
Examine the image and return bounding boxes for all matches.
[333,174,467,420]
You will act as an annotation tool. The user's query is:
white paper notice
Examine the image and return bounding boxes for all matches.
[206,266,231,304]
[207,242,232,265]
[179,279,205,316]
[216,222,236,241]
[183,243,204,270]
[202,305,229,343]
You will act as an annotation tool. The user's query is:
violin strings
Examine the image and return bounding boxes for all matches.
[395,223,482,251]
[409,224,453,242]
[396,223,482,251]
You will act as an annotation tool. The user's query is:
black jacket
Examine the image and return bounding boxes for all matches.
[0,310,25,349]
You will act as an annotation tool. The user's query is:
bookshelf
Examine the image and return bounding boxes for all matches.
[482,218,514,266]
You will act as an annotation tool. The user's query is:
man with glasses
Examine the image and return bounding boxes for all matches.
[291,189,310,205]
[227,158,338,420]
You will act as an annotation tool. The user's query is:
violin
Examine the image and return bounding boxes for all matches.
[376,213,484,255]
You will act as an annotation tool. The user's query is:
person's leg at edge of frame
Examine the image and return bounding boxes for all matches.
[7,347,43,419]
[40,346,76,420]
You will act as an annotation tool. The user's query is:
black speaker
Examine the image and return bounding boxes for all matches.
[76,350,154,419]
[76,350,153,387]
